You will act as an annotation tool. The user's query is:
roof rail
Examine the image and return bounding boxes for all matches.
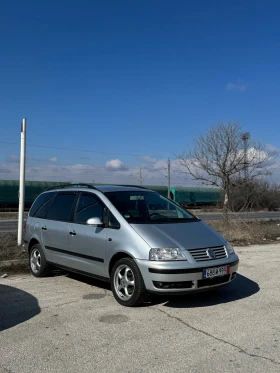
[46,183,97,191]
[116,184,150,190]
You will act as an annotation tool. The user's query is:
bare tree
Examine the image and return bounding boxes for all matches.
[176,122,277,222]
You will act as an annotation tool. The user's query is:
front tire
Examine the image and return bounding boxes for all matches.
[111,258,147,307]
[29,243,50,277]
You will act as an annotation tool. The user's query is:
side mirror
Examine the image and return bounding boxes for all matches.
[86,217,104,227]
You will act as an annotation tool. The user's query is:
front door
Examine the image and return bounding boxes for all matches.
[68,192,107,277]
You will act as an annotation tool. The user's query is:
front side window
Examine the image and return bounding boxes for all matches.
[74,193,104,224]
[104,191,196,224]
[47,193,77,222]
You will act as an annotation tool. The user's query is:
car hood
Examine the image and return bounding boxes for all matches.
[130,220,225,250]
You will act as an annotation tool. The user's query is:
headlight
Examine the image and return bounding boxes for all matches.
[149,248,187,261]
[225,241,235,255]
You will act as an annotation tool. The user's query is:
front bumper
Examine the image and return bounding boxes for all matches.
[136,256,239,294]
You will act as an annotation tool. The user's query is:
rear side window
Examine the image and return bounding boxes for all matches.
[47,193,77,222]
[74,193,104,224]
[29,192,54,217]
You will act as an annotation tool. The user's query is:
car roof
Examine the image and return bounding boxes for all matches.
[44,184,155,193]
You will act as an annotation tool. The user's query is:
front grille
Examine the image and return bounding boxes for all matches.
[188,246,227,262]
[197,274,230,288]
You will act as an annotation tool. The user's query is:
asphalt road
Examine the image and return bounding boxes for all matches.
[1,211,280,231]
[0,220,18,231]
[195,211,280,221]
[0,244,280,373]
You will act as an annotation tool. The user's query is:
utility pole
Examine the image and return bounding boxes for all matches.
[167,158,171,198]
[241,132,250,182]
[18,118,26,246]
[140,168,143,186]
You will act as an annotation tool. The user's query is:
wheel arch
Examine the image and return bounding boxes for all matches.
[108,252,134,277]
[28,238,40,253]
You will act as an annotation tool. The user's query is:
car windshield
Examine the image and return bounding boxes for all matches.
[104,191,197,224]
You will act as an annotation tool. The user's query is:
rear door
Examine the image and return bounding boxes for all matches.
[41,192,77,266]
[68,192,107,277]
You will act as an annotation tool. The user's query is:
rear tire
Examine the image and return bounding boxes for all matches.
[111,258,147,307]
[29,243,50,277]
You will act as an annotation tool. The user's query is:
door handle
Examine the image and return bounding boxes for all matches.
[42,226,47,231]
[69,231,76,236]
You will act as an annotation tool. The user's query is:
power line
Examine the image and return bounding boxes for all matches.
[0,168,172,179]
[0,141,169,159]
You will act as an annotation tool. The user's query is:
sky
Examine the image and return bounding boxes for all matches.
[1,0,280,185]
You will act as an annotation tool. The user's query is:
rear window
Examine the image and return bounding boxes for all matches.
[29,192,54,217]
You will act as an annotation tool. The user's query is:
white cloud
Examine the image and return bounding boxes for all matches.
[1,149,280,186]
[28,168,40,173]
[5,154,58,164]
[0,165,12,174]
[226,79,248,92]
[139,155,157,164]
[265,144,280,153]
[5,154,20,163]
[105,159,128,171]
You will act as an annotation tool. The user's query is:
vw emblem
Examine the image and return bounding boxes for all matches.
[207,248,216,259]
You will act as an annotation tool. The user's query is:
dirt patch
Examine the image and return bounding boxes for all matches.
[207,220,280,245]
[0,232,28,274]
[0,232,27,261]
[0,261,29,275]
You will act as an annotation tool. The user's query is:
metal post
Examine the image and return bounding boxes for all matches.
[18,118,26,246]
[167,159,171,199]
[241,132,250,182]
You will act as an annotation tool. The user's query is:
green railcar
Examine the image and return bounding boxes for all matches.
[0,180,223,208]
[143,185,169,198]
[0,180,68,207]
[170,186,223,206]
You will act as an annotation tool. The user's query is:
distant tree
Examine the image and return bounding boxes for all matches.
[176,122,277,222]
[230,178,280,211]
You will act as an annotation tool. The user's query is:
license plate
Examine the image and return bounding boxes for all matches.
[203,266,229,279]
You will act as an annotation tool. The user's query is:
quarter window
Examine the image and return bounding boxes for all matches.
[29,192,54,217]
[108,210,120,229]
[34,198,54,219]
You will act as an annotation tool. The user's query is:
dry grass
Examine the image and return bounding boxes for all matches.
[0,212,28,220]
[0,232,27,261]
[207,220,280,245]
[0,212,18,220]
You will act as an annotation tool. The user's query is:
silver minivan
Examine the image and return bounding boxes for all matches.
[24,184,239,306]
